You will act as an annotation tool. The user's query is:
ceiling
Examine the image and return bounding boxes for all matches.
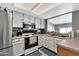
[14,3,79,25]
[48,13,72,24]
[14,3,72,24]
[14,3,60,15]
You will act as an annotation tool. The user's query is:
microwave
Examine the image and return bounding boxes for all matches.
[23,23,35,29]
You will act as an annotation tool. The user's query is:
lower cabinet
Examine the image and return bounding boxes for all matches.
[12,39,24,56]
[38,35,45,47]
[38,35,62,53]
[43,36,57,52]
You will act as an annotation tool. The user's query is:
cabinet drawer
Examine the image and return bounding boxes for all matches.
[13,38,24,56]
[13,39,24,45]
[12,39,19,43]
[13,43,24,56]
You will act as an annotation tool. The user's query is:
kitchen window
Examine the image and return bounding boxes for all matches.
[59,27,72,34]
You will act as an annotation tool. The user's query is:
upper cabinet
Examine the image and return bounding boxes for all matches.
[24,15,45,29]
[24,15,35,24]
[30,16,35,23]
[24,15,30,24]
[35,18,45,29]
[41,19,45,28]
[35,18,41,29]
[13,12,23,27]
[12,11,44,29]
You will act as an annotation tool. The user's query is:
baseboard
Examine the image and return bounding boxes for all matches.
[26,50,38,56]
[38,46,43,49]
[25,46,39,55]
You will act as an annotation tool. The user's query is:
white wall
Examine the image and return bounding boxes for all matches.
[71,11,79,37]
[72,11,79,31]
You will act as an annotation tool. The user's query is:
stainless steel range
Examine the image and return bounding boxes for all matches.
[24,36,38,49]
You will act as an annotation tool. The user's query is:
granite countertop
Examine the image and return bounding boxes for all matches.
[12,35,38,40]
[12,36,26,39]
[12,35,39,43]
[57,37,79,53]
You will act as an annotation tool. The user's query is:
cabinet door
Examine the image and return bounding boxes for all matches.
[43,36,56,52]
[38,35,44,47]
[13,12,23,27]
[44,40,49,48]
[24,15,29,24]
[41,19,45,28]
[30,16,35,23]
[48,37,56,52]
[35,19,45,29]
[35,18,41,28]
[13,40,24,56]
[43,36,49,48]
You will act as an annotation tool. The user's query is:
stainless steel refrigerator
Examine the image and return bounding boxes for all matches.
[0,9,12,56]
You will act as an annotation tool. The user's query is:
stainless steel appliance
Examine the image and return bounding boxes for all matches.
[24,36,38,49]
[0,8,12,56]
[23,23,35,29]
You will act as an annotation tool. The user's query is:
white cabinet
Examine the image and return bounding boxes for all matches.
[24,15,30,24]
[39,35,57,53]
[35,19,45,29]
[44,36,56,52]
[30,16,35,23]
[24,15,35,24]
[47,37,56,52]
[13,12,23,27]
[43,36,51,48]
[13,38,24,56]
[43,36,63,53]
[24,15,44,29]
[41,19,45,28]
[38,35,45,47]
[35,18,41,28]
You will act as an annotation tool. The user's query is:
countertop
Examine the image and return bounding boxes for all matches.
[12,35,38,43]
[57,37,79,53]
[12,35,38,40]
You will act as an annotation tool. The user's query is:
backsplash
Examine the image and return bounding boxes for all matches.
[12,27,23,37]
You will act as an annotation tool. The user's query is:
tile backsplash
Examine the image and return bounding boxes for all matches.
[12,27,23,37]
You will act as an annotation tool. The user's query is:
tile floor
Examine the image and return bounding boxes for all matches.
[27,47,57,56]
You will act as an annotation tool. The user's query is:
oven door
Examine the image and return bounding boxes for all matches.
[29,36,38,45]
[25,36,38,49]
